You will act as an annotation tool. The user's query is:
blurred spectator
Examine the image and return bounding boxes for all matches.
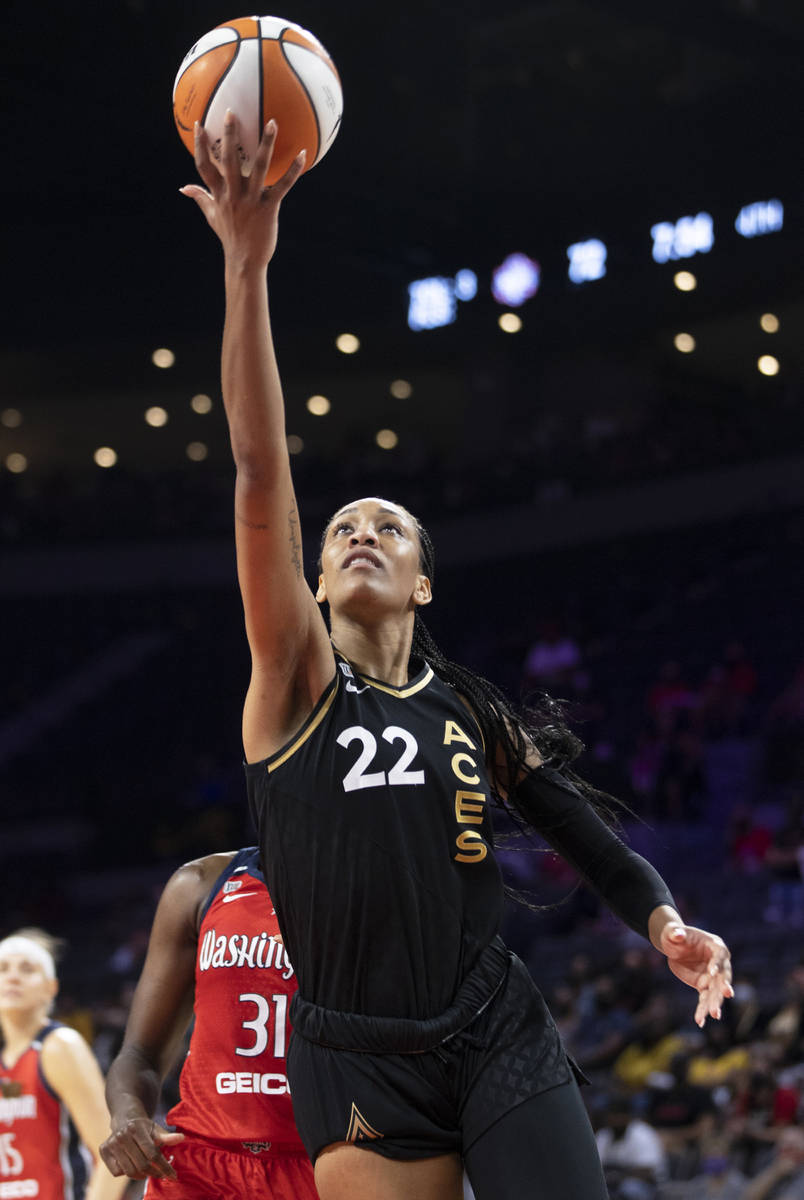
[729,973,769,1044]
[729,1068,799,1177]
[655,725,706,822]
[722,642,758,701]
[764,960,804,1065]
[728,807,773,875]
[617,947,660,1016]
[613,996,687,1092]
[646,1051,717,1180]
[630,728,667,808]
[522,620,582,692]
[657,1132,747,1199]
[647,662,696,725]
[570,972,635,1072]
[686,1020,750,1089]
[596,1092,668,1199]
[762,801,804,928]
[107,926,149,979]
[742,1126,804,1200]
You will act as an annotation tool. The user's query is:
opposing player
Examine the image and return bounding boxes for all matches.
[0,929,126,1200]
[100,847,318,1199]
[179,114,734,1200]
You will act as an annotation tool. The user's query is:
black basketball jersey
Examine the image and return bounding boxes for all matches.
[245,652,503,1020]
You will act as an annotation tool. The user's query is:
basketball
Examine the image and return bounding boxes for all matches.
[173,15,342,185]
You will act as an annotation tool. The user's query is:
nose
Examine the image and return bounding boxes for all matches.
[349,525,377,547]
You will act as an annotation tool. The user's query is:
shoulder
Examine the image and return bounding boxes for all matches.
[158,851,239,934]
[163,851,237,899]
[40,1025,96,1078]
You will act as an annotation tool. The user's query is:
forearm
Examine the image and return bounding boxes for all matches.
[514,767,676,939]
[743,1163,792,1200]
[85,1161,128,1200]
[105,1046,163,1128]
[222,263,287,475]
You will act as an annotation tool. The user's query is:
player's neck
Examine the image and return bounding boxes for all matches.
[330,617,414,687]
[0,1010,47,1065]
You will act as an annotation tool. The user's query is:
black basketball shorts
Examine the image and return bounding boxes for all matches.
[286,951,577,1163]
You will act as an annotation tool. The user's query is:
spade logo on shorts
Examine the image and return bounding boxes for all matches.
[346,1101,383,1142]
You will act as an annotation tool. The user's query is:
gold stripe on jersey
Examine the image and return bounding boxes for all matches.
[357,665,434,698]
[267,678,340,773]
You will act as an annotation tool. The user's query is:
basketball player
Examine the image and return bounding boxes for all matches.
[0,929,127,1200]
[100,848,318,1199]
[178,113,734,1200]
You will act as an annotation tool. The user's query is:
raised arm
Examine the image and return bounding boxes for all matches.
[180,113,334,762]
[100,859,220,1182]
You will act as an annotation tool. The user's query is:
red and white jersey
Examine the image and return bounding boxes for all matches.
[0,1023,91,1200]
[166,848,303,1152]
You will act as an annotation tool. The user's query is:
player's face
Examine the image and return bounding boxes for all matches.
[317,497,431,618]
[0,952,57,1016]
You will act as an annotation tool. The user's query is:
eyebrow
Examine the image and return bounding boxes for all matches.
[330,507,405,522]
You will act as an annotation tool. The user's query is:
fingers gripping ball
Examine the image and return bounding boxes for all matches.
[173,16,342,184]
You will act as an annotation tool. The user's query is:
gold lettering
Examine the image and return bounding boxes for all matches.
[455,830,488,863]
[443,720,476,749]
[451,752,480,785]
[454,790,486,824]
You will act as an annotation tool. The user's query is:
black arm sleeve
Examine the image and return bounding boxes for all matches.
[513,766,676,941]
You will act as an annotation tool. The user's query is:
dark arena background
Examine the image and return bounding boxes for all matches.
[2,2,804,1196]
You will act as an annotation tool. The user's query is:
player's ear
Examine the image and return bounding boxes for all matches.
[414,575,432,607]
[316,574,327,604]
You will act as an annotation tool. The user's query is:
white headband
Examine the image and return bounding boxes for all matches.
[0,937,56,980]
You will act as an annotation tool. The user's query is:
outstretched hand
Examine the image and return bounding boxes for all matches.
[100,1117,185,1181]
[659,921,734,1027]
[179,110,306,269]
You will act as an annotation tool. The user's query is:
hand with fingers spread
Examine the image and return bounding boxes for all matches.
[657,920,734,1028]
[100,1115,185,1181]
[179,109,305,269]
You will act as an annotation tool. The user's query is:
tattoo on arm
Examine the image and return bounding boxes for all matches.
[288,504,302,579]
[236,512,269,530]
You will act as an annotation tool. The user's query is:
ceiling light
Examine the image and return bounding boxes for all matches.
[498,313,522,333]
[674,333,696,353]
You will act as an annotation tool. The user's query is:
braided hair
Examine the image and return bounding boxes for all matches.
[319,502,619,831]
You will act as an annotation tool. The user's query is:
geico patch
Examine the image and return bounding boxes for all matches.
[215,1072,289,1095]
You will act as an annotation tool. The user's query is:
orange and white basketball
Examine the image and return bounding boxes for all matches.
[173,16,342,185]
